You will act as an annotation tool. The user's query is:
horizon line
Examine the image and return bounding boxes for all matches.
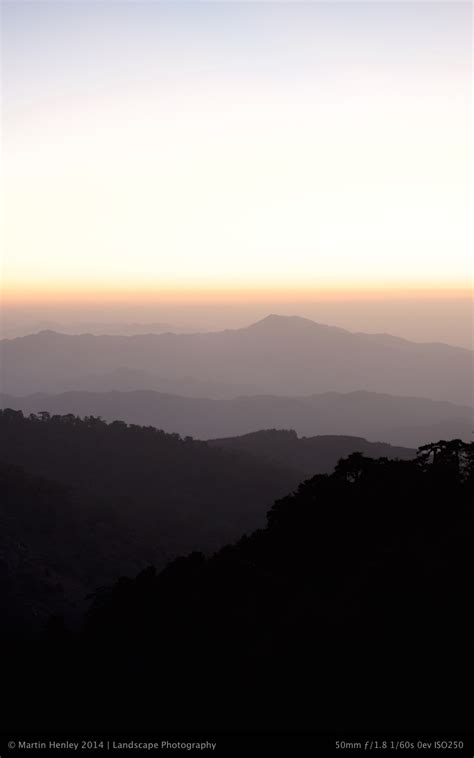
[3,285,473,307]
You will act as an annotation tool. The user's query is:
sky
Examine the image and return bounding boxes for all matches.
[1,0,472,306]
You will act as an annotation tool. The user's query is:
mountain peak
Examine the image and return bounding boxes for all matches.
[245,314,348,335]
[247,314,323,330]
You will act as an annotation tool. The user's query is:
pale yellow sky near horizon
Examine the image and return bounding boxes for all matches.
[2,1,472,303]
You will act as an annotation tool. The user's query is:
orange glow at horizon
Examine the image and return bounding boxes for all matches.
[3,283,472,308]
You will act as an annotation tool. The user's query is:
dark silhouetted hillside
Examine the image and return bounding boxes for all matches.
[0,409,301,626]
[208,429,415,477]
[0,462,149,634]
[1,315,472,403]
[6,440,473,734]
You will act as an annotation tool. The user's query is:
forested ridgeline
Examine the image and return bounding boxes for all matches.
[208,428,415,478]
[0,409,301,630]
[5,438,474,733]
[0,410,415,636]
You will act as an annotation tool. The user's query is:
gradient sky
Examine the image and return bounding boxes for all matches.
[2,1,472,302]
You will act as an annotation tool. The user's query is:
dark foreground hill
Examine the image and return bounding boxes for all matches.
[1,314,472,403]
[0,409,417,631]
[5,440,474,734]
[0,409,300,627]
[0,462,146,634]
[2,388,471,447]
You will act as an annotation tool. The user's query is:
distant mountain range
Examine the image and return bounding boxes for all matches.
[1,315,472,404]
[1,389,471,447]
[0,320,183,339]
